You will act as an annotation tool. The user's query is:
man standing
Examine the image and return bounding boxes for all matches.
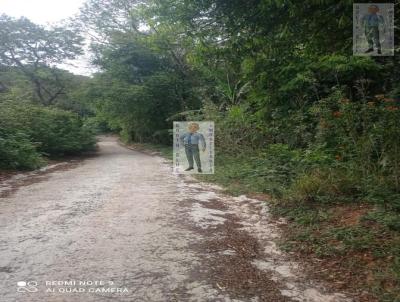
[362,4,386,54]
[180,123,206,173]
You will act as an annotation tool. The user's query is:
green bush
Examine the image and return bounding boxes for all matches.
[202,102,263,155]
[0,101,96,170]
[0,101,96,157]
[312,89,400,208]
[0,128,43,170]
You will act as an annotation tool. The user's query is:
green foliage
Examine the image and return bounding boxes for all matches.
[0,127,43,170]
[77,0,400,211]
[363,210,400,232]
[83,116,112,135]
[0,15,97,171]
[0,15,83,105]
[200,102,263,154]
[0,101,96,169]
[288,168,361,204]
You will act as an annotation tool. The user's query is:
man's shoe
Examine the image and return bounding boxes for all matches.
[185,167,194,171]
[364,48,374,53]
[198,168,202,173]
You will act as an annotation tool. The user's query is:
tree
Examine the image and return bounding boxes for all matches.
[0,14,83,105]
[79,0,144,38]
[78,2,202,143]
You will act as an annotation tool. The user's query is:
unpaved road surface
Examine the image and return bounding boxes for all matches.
[0,136,352,302]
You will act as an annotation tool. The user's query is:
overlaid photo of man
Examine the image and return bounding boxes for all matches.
[353,3,394,56]
[173,121,214,174]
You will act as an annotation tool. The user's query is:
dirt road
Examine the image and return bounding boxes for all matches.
[0,136,352,302]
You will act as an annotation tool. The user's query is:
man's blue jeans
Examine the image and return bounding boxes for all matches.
[185,144,201,169]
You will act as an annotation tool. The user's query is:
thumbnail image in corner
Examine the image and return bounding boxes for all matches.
[353,3,394,56]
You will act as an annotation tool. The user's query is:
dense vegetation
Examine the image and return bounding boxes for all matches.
[78,0,399,210]
[0,100,95,169]
[0,15,96,169]
[76,0,399,300]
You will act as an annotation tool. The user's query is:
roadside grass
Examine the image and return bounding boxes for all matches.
[137,143,400,301]
[276,204,400,301]
[197,151,292,197]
